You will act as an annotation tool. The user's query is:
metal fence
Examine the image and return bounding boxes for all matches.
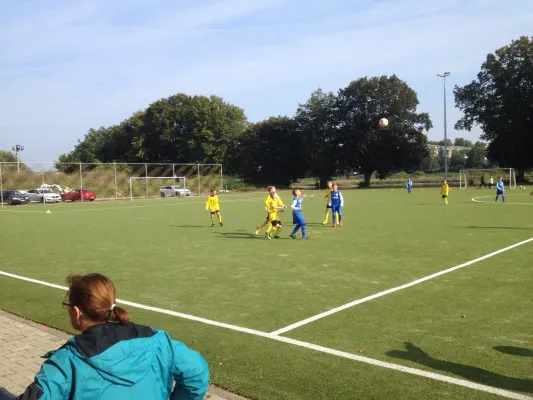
[0,162,223,203]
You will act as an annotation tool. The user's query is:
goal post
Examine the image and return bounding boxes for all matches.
[459,168,517,190]
[129,176,187,200]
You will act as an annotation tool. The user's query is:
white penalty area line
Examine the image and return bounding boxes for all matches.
[472,194,533,205]
[271,238,533,336]
[0,270,531,400]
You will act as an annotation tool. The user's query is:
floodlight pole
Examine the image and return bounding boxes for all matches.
[437,72,450,180]
[11,144,24,174]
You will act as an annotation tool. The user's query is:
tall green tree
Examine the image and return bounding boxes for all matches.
[454,137,474,147]
[0,150,28,171]
[466,142,487,169]
[454,36,533,181]
[336,75,431,185]
[235,117,306,186]
[449,149,468,171]
[295,89,339,186]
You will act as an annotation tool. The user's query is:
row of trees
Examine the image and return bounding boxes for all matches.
[422,141,489,172]
[427,138,475,147]
[58,75,432,186]
[57,36,532,184]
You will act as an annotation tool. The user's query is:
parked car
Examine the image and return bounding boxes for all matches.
[25,188,62,203]
[61,189,96,202]
[159,186,191,197]
[0,190,30,205]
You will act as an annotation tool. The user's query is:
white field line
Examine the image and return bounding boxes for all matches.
[0,196,265,214]
[0,270,531,400]
[271,238,533,336]
[472,194,533,205]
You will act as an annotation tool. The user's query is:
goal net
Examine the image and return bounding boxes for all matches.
[459,168,517,190]
[129,176,187,200]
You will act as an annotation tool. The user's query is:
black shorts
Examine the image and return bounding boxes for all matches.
[210,210,220,215]
[271,220,281,227]
[442,195,448,199]
[326,204,332,209]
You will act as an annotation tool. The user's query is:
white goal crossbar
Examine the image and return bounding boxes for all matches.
[459,168,517,190]
[129,176,187,200]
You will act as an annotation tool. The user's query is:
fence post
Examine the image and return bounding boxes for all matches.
[197,164,200,196]
[79,163,83,203]
[114,162,118,199]
[0,163,3,207]
[145,163,148,198]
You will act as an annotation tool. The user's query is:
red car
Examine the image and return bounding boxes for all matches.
[61,189,96,202]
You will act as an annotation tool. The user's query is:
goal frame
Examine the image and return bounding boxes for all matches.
[459,168,517,190]
[129,176,187,200]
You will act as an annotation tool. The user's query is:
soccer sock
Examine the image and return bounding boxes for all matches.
[495,196,498,203]
[210,215,214,223]
[324,209,329,222]
[218,213,222,223]
[445,198,448,205]
[266,224,273,234]
[338,212,342,222]
[502,195,505,203]
[302,224,307,238]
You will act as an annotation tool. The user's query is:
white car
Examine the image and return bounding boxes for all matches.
[159,186,191,197]
[25,188,62,203]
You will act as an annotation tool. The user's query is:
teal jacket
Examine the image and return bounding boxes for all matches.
[18,322,209,400]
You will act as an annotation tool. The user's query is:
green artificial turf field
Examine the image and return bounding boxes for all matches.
[1,188,532,399]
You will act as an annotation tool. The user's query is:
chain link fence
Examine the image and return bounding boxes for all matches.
[0,162,223,203]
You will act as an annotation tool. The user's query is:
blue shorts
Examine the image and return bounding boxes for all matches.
[496,189,504,195]
[293,213,306,226]
[331,205,342,214]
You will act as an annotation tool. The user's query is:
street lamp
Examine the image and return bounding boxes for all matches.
[11,144,24,174]
[437,72,450,180]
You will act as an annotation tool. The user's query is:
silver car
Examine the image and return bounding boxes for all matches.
[159,186,191,197]
[25,188,62,203]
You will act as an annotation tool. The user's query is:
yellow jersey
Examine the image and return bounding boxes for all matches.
[440,184,449,196]
[265,195,283,220]
[206,195,220,212]
[324,188,332,202]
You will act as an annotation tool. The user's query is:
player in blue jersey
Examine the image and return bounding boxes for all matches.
[406,178,413,194]
[495,176,505,203]
[328,183,344,227]
[289,189,308,240]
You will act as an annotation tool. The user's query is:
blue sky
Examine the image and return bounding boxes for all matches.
[1,0,532,163]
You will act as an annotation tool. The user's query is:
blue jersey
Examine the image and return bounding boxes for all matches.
[496,181,504,192]
[291,196,303,215]
[407,180,412,188]
[329,190,343,207]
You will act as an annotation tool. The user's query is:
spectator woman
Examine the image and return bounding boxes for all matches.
[15,273,209,400]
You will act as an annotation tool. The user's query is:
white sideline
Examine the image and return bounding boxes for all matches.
[0,270,532,399]
[0,196,264,214]
[270,238,533,335]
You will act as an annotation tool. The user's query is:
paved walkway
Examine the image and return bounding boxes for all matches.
[0,311,246,400]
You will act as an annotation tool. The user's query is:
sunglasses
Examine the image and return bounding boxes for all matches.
[61,300,73,309]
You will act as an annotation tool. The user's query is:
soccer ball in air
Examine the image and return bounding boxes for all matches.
[379,118,389,128]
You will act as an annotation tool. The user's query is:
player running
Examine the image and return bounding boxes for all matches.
[205,188,223,227]
[329,183,344,227]
[406,178,413,194]
[321,181,333,225]
[255,186,282,235]
[495,176,505,203]
[440,180,449,205]
[265,189,286,239]
[289,188,308,240]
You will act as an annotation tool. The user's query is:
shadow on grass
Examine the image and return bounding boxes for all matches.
[493,346,533,357]
[214,232,259,239]
[463,226,531,230]
[386,342,533,393]
[169,225,215,228]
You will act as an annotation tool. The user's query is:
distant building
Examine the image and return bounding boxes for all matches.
[427,144,470,158]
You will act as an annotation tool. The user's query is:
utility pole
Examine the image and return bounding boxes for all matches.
[11,144,24,174]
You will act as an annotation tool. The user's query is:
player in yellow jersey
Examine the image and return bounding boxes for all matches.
[322,181,333,225]
[255,186,284,235]
[264,188,286,239]
[440,180,449,205]
[206,188,223,226]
